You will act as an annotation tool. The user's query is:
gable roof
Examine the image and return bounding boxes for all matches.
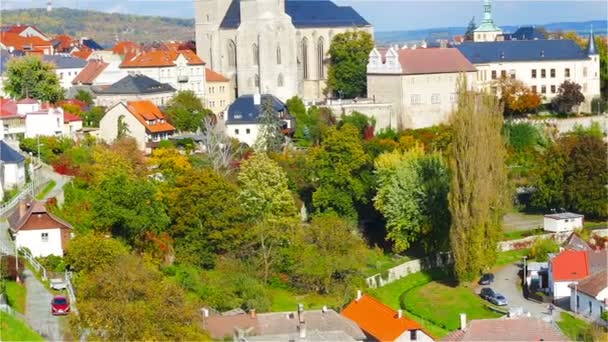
[0,140,25,163]
[72,60,109,85]
[126,100,176,134]
[71,48,93,60]
[0,98,18,117]
[227,94,287,124]
[42,55,87,69]
[9,201,73,233]
[456,40,589,64]
[442,317,567,341]
[82,38,103,50]
[64,112,82,123]
[0,31,52,52]
[93,74,176,95]
[53,34,76,51]
[112,41,142,56]
[120,50,205,68]
[397,48,476,75]
[571,270,608,298]
[511,27,546,41]
[586,249,608,274]
[562,233,593,251]
[551,250,589,281]
[220,0,370,29]
[206,68,229,82]
[341,294,425,341]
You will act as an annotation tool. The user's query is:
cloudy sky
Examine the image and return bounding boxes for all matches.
[1,0,606,32]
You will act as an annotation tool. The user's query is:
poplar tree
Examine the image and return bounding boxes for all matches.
[448,78,508,282]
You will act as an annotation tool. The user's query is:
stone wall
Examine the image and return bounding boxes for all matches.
[320,99,396,132]
[509,115,607,135]
[366,252,452,288]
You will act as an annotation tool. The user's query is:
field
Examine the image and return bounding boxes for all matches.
[0,311,44,342]
[556,312,608,342]
[5,281,27,314]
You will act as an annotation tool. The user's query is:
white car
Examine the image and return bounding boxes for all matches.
[50,278,67,291]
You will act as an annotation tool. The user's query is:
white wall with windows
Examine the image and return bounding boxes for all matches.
[570,289,608,320]
[225,123,259,147]
[15,228,64,257]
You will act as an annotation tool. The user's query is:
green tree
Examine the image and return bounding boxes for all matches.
[326,31,374,99]
[238,153,296,220]
[65,232,129,273]
[255,98,285,152]
[75,89,93,106]
[531,142,568,210]
[528,237,559,262]
[165,90,211,132]
[448,79,508,282]
[117,115,130,138]
[552,80,585,113]
[596,36,608,100]
[83,106,105,127]
[3,55,64,102]
[339,111,374,138]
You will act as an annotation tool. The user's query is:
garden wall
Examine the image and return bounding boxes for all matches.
[509,115,607,135]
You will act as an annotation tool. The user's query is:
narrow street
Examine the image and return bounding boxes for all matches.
[23,269,64,341]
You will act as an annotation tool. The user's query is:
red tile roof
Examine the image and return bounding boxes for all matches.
[397,48,476,75]
[0,98,18,117]
[126,101,175,134]
[72,60,109,85]
[0,32,53,53]
[341,295,425,341]
[551,250,589,281]
[53,34,75,51]
[206,68,229,82]
[17,98,38,104]
[71,48,93,60]
[64,112,82,123]
[120,49,205,68]
[112,41,142,56]
[442,317,567,341]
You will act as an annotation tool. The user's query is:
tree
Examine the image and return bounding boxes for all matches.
[448,78,508,282]
[596,36,608,100]
[3,55,64,102]
[238,153,296,220]
[117,115,130,138]
[562,31,586,49]
[552,80,585,113]
[165,90,211,132]
[200,117,240,175]
[339,111,374,138]
[494,77,541,115]
[326,31,374,99]
[464,17,476,41]
[83,106,105,127]
[148,147,192,181]
[65,232,130,273]
[255,98,285,152]
[75,89,94,106]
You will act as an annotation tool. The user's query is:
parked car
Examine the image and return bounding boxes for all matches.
[51,295,70,315]
[480,288,495,300]
[480,288,508,306]
[478,273,495,285]
[50,278,67,291]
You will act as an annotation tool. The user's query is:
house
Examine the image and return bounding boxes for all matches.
[543,212,584,232]
[25,105,65,138]
[203,304,366,341]
[42,55,87,89]
[341,292,434,342]
[562,232,593,251]
[569,270,608,320]
[0,25,53,55]
[9,201,73,257]
[0,25,50,41]
[63,111,83,137]
[367,46,476,129]
[548,250,590,306]
[472,0,503,42]
[0,140,26,191]
[71,47,93,60]
[52,34,77,53]
[111,41,143,57]
[205,68,233,114]
[442,315,567,341]
[120,49,206,98]
[92,74,176,108]
[0,98,26,141]
[99,100,175,153]
[72,59,129,90]
[225,94,293,147]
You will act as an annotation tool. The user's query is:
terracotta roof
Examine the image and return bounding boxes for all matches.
[71,48,93,60]
[586,250,608,274]
[570,270,608,298]
[64,112,82,123]
[72,60,109,85]
[0,32,53,52]
[53,34,75,51]
[341,294,424,341]
[17,98,38,104]
[397,48,476,75]
[206,68,229,82]
[0,98,18,117]
[551,250,589,281]
[204,314,259,340]
[2,25,47,38]
[126,101,175,134]
[9,200,73,233]
[120,49,204,68]
[442,317,567,341]
[162,41,182,51]
[112,41,142,56]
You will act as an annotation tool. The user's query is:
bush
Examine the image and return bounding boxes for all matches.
[37,255,66,273]
[528,237,560,261]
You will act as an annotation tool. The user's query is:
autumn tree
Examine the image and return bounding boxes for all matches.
[200,117,240,175]
[75,89,94,106]
[552,80,585,113]
[448,79,508,282]
[165,90,211,132]
[3,55,64,102]
[326,31,374,98]
[148,147,192,182]
[494,77,542,115]
[65,232,129,273]
[255,98,285,152]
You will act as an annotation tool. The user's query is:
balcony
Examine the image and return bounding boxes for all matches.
[177,75,189,83]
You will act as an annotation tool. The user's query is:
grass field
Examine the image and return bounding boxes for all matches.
[268,288,343,312]
[5,281,27,314]
[556,312,598,342]
[495,248,530,267]
[36,180,56,200]
[0,311,44,341]
[365,253,411,277]
[502,228,545,241]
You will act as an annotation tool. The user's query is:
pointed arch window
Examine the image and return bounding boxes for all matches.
[227,40,237,68]
[301,38,309,80]
[278,73,284,87]
[317,37,324,79]
[277,46,282,65]
[252,43,259,66]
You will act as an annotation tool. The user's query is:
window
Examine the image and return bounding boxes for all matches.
[509,70,516,79]
[550,69,556,78]
[252,43,259,65]
[227,40,237,68]
[210,101,215,107]
[246,128,251,134]
[410,94,421,105]
[410,330,417,341]
[276,46,281,65]
[235,129,239,135]
[491,70,497,79]
[541,69,546,78]
[531,69,537,78]
[501,70,506,78]
[431,93,441,104]
[551,85,556,94]
[41,232,49,242]
[565,68,570,78]
[541,85,546,94]
[577,296,580,309]
[532,85,537,93]
[301,38,309,80]
[317,37,325,78]
[59,72,63,79]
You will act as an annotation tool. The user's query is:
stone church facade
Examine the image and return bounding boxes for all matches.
[194,0,373,101]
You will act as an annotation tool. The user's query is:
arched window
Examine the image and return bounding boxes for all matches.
[227,40,237,68]
[317,37,324,79]
[277,46,281,65]
[278,73,284,87]
[301,38,308,80]
[252,43,259,65]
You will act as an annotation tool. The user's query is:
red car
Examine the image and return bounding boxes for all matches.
[51,295,70,315]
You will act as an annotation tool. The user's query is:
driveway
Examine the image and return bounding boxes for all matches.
[23,269,65,341]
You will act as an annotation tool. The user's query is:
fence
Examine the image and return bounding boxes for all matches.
[0,176,50,217]
[366,252,452,288]
[65,270,78,314]
[19,248,48,281]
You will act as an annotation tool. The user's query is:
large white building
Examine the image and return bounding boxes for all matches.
[194,0,373,101]
[42,55,87,90]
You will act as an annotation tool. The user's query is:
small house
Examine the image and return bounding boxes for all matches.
[569,270,608,320]
[0,140,26,190]
[543,212,584,233]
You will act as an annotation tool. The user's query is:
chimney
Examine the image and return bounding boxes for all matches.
[298,323,307,339]
[18,201,26,218]
[250,309,256,318]
[356,290,362,302]
[398,309,403,319]
[297,303,304,324]
[460,313,467,331]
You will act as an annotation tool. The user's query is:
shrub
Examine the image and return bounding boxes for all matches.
[528,237,560,261]
[37,255,66,273]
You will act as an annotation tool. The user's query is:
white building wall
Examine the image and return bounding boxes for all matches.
[553,280,576,299]
[15,228,64,257]
[64,121,83,138]
[99,104,148,151]
[2,162,25,189]
[56,67,85,89]
[543,217,583,232]
[94,91,175,108]
[25,108,64,138]
[226,123,259,147]
[570,289,608,320]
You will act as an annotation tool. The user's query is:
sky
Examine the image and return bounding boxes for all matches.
[1,0,606,32]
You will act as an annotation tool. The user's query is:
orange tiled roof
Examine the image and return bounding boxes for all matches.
[53,34,75,51]
[120,49,204,68]
[162,41,182,51]
[0,32,53,52]
[72,48,93,60]
[341,295,425,342]
[206,68,229,82]
[72,60,109,85]
[126,100,175,133]
[63,112,82,123]
[551,250,589,281]
[112,41,142,56]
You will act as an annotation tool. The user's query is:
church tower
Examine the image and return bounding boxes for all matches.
[586,26,601,112]
[194,0,232,70]
[473,0,502,42]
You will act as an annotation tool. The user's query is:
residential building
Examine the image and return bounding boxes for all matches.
[205,68,232,114]
[203,305,366,341]
[92,74,176,108]
[548,250,589,305]
[42,55,87,89]
[0,25,53,55]
[63,111,83,137]
[473,0,503,42]
[25,106,65,138]
[72,59,129,88]
[120,50,206,98]
[543,212,584,232]
[442,315,567,341]
[0,25,50,41]
[569,270,608,320]
[511,26,546,41]
[225,94,293,147]
[367,46,476,129]
[0,140,26,190]
[112,41,143,57]
[194,0,373,101]
[0,98,26,141]
[9,201,73,257]
[456,34,600,112]
[341,293,434,342]
[99,100,175,153]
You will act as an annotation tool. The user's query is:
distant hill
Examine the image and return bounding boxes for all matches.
[375,20,607,45]
[0,7,195,47]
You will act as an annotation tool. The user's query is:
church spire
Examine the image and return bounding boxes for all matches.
[587,25,597,56]
[482,0,493,24]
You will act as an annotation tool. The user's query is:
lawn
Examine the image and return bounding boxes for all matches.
[364,252,411,277]
[4,280,27,314]
[0,311,44,341]
[495,248,530,267]
[268,288,343,312]
[556,312,606,342]
[402,281,501,331]
[36,180,56,200]
[502,228,544,241]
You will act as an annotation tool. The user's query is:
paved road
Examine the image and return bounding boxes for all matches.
[23,269,64,341]
[502,212,543,232]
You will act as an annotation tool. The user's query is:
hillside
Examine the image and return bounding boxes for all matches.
[0,7,195,47]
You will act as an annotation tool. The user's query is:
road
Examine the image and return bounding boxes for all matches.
[23,269,64,341]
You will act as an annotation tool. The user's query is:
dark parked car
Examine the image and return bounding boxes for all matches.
[479,288,508,306]
[479,273,495,285]
[480,287,495,300]
[51,295,70,315]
